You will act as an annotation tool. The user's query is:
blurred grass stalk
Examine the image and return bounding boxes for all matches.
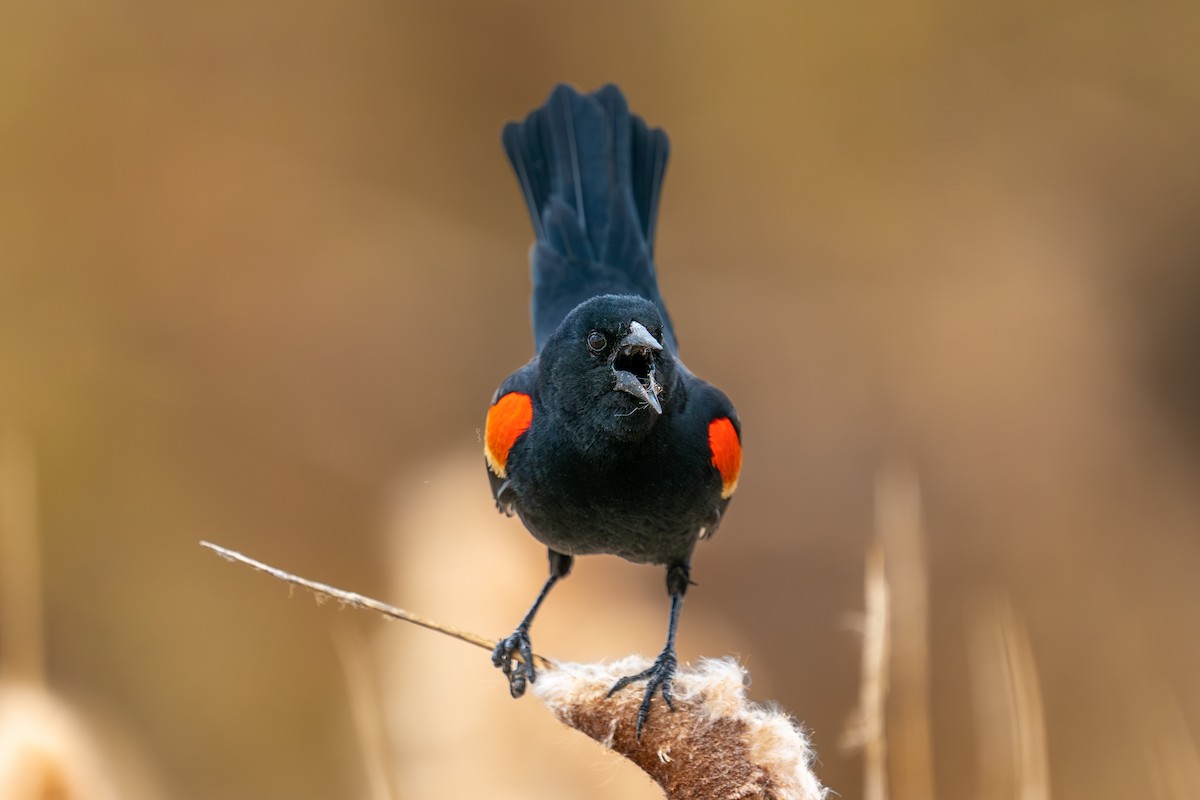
[1,431,44,684]
[848,465,1054,800]
[331,623,397,800]
[0,430,118,799]
[873,465,937,800]
[1139,684,1200,800]
[968,592,1050,800]
[841,539,890,800]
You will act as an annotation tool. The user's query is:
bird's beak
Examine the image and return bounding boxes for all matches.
[620,321,663,353]
[612,321,664,414]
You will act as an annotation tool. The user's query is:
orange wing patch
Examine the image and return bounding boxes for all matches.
[708,417,742,499]
[485,392,533,478]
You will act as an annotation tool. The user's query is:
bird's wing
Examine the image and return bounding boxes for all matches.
[692,379,742,540]
[484,361,538,514]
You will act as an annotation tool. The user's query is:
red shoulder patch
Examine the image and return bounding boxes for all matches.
[708,417,741,499]
[485,392,533,478]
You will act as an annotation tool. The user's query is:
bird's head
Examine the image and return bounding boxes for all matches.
[539,295,676,442]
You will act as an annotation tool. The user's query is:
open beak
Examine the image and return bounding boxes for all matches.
[611,321,664,414]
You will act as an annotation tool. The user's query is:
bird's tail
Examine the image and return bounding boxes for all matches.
[504,83,669,263]
[503,84,675,349]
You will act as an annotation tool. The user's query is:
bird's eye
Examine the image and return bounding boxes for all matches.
[587,331,607,353]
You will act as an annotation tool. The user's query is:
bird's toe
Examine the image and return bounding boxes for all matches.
[492,627,536,698]
[608,650,678,738]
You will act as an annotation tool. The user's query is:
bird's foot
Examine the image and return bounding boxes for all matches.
[607,649,678,738]
[492,625,536,698]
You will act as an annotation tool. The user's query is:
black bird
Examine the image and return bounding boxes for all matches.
[485,84,741,736]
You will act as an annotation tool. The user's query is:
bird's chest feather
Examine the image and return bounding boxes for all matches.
[505,415,718,564]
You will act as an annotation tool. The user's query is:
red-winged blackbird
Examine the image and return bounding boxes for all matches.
[485,84,742,736]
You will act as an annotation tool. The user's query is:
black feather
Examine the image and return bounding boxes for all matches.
[502,84,676,352]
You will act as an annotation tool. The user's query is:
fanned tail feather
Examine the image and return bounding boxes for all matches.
[503,84,676,351]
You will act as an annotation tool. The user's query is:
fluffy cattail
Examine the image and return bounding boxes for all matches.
[534,656,827,800]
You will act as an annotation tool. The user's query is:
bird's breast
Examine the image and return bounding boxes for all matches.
[506,419,717,565]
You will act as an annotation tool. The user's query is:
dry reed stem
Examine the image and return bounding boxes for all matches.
[200,541,550,671]
[0,432,44,684]
[874,465,936,800]
[204,541,827,800]
[968,593,1050,800]
[1138,683,1200,800]
[330,624,398,800]
[0,433,123,800]
[842,539,890,800]
[1002,602,1049,800]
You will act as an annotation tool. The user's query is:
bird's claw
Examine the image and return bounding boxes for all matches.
[492,626,536,698]
[607,650,678,738]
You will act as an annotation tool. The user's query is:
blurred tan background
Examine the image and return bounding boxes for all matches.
[2,1,1200,798]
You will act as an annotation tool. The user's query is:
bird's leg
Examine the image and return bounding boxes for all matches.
[492,549,573,698]
[607,563,690,738]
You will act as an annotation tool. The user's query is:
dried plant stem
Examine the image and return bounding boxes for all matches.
[0,431,44,685]
[843,540,891,800]
[1,432,127,799]
[968,593,1049,800]
[874,465,935,800]
[331,624,398,800]
[199,541,552,671]
[1138,682,1200,800]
